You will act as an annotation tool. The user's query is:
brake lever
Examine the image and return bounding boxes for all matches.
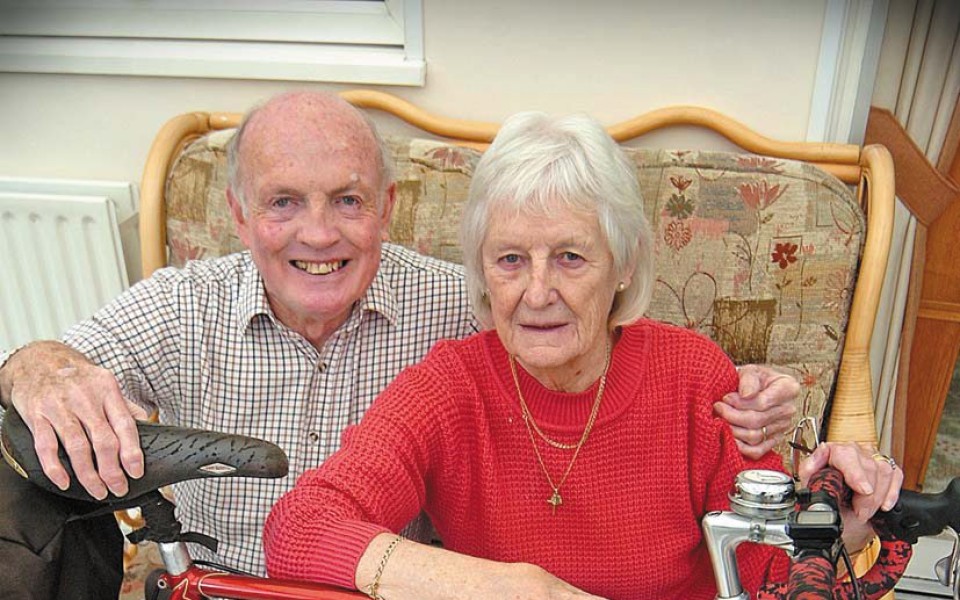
[874,479,960,545]
[873,478,960,600]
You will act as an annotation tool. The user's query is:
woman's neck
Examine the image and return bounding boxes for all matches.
[516,334,614,393]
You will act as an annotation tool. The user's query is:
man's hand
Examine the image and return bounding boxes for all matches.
[714,364,799,460]
[0,341,147,499]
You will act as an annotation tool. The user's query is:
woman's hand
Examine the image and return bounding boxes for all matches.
[492,563,611,599]
[713,364,799,460]
[797,442,903,551]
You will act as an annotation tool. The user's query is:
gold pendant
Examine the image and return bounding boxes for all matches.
[547,489,563,513]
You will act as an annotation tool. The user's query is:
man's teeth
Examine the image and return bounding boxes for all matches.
[293,260,344,275]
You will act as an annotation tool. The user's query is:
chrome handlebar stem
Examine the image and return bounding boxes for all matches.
[702,470,800,600]
[703,511,793,599]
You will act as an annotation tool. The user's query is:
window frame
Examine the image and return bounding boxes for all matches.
[0,0,425,85]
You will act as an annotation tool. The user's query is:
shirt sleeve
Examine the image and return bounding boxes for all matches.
[61,268,186,416]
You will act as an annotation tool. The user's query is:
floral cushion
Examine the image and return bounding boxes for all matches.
[164,129,246,263]
[165,133,864,457]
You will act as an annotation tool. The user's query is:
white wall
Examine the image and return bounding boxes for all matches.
[0,0,829,185]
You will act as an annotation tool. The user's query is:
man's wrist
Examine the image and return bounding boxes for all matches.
[0,344,28,409]
[0,341,82,409]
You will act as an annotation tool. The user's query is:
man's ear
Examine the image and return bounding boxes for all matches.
[226,188,251,247]
[379,183,397,241]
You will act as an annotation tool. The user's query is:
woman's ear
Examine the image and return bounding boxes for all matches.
[619,251,639,290]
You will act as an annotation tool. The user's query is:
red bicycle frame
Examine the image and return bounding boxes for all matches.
[153,567,364,600]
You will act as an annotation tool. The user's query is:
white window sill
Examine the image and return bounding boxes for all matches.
[0,37,425,85]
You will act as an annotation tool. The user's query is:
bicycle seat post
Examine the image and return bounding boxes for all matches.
[702,470,796,600]
[136,491,195,576]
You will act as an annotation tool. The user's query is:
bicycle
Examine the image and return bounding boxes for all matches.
[2,409,958,600]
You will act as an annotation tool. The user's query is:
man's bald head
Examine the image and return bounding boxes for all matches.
[227,91,393,212]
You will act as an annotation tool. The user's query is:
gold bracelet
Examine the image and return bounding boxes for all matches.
[839,536,878,579]
[848,535,878,558]
[365,535,404,600]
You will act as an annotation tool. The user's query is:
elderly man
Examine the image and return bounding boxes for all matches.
[0,92,797,582]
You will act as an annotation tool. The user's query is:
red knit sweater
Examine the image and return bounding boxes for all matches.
[264,320,791,598]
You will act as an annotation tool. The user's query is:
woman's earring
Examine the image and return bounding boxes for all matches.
[617,282,627,292]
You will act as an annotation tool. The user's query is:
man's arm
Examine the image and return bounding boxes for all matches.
[0,340,146,499]
[717,364,800,460]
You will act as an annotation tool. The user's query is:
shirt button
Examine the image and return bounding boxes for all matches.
[318,362,328,373]
[308,432,320,443]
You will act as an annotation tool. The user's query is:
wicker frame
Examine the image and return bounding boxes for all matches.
[137,90,894,448]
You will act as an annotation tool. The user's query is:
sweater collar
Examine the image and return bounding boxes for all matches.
[485,325,645,431]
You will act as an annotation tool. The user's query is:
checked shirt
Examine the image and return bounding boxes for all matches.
[59,244,477,574]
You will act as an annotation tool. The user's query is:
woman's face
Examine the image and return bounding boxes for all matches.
[481,204,627,391]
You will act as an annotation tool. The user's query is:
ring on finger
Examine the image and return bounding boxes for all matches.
[760,425,768,443]
[871,453,898,470]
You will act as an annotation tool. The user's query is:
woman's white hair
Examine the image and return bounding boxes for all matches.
[460,111,654,329]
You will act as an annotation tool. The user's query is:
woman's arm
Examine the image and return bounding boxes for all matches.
[355,533,605,600]
[687,344,793,591]
[264,343,607,599]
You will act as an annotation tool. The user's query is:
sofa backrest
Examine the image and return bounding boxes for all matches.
[163,129,865,458]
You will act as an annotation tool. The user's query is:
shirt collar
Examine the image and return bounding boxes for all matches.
[356,250,400,327]
[237,253,274,330]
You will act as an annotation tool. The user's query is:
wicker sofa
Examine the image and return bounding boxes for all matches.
[120,91,895,598]
[142,92,893,456]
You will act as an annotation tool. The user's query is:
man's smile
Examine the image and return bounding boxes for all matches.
[291,259,347,275]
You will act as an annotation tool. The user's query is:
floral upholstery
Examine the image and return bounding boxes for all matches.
[164,129,246,263]
[165,133,864,458]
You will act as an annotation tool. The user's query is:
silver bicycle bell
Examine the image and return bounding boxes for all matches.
[728,469,795,520]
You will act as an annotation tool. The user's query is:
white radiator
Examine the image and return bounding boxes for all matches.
[0,177,139,349]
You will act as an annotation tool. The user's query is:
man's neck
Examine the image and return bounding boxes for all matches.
[269,301,354,352]
[300,312,352,351]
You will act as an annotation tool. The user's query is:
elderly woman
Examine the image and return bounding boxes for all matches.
[263,113,902,599]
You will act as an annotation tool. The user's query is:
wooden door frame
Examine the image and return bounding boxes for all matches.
[867,105,960,490]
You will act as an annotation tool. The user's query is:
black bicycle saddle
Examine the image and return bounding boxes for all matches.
[1,409,289,510]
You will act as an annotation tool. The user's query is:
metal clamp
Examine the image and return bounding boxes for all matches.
[788,416,820,481]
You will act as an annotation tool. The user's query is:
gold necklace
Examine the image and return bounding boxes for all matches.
[509,343,611,513]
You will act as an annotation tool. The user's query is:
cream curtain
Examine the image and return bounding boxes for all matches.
[869,0,960,452]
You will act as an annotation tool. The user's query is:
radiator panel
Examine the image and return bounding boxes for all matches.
[0,191,130,348]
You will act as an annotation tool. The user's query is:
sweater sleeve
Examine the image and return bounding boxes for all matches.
[686,338,792,594]
[263,341,462,588]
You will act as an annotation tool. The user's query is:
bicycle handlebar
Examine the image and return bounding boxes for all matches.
[708,467,957,600]
[794,467,913,600]
[5,406,957,600]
